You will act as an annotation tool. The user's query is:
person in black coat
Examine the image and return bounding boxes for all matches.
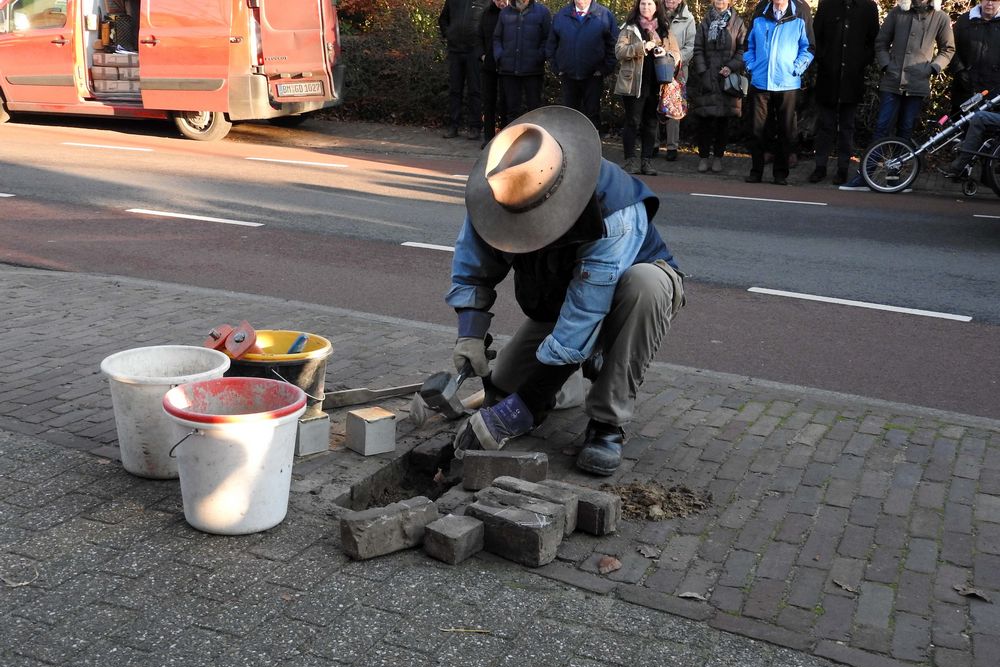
[440,0,492,139]
[480,0,510,147]
[951,1,1000,115]
[807,0,878,185]
[494,0,552,122]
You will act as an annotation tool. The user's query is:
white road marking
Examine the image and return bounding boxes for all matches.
[62,142,153,152]
[245,157,348,168]
[449,174,469,179]
[748,287,972,322]
[402,241,454,252]
[974,214,1000,220]
[126,208,264,228]
[0,193,15,198]
[691,193,827,206]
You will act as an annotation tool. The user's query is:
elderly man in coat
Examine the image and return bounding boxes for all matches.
[743,0,814,185]
[840,0,954,191]
[808,0,879,185]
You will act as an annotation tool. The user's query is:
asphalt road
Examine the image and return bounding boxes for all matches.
[1,115,998,419]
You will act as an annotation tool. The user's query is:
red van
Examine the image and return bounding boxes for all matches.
[0,0,344,140]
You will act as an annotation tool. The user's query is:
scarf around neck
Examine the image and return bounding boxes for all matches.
[638,15,659,35]
[708,7,732,42]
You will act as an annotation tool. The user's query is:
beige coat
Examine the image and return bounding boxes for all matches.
[614,24,680,98]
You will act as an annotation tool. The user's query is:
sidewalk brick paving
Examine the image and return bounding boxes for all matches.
[1,265,998,667]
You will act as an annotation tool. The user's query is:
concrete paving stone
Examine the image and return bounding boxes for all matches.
[904,537,939,573]
[895,569,932,615]
[908,506,942,539]
[853,624,893,655]
[305,604,404,663]
[950,477,978,505]
[976,493,1000,523]
[575,626,644,665]
[353,642,436,667]
[69,640,152,667]
[838,524,874,559]
[636,639,711,667]
[935,563,973,605]
[970,597,1000,638]
[435,630,513,667]
[283,573,377,627]
[827,557,865,597]
[14,630,93,664]
[474,585,552,637]
[194,598,277,637]
[220,616,320,663]
[977,522,1000,555]
[973,634,1000,667]
[813,440,846,464]
[891,612,931,662]
[934,647,973,667]
[814,593,855,641]
[933,601,972,650]
[247,515,329,563]
[757,542,798,580]
[380,597,478,654]
[643,564,684,594]
[874,515,908,549]
[420,561,505,606]
[658,534,702,571]
[856,582,894,629]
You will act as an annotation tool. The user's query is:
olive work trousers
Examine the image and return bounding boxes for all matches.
[491,261,684,427]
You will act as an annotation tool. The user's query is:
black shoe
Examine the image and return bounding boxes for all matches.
[640,159,658,176]
[665,149,678,162]
[576,420,625,476]
[441,127,459,139]
[807,167,826,183]
[773,176,788,185]
[466,129,482,141]
[745,172,762,183]
[832,168,848,186]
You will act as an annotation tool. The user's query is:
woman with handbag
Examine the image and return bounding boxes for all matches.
[689,0,747,173]
[614,0,678,176]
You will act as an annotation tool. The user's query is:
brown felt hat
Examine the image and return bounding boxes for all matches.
[465,106,601,254]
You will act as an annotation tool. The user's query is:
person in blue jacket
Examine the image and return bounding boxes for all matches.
[446,105,685,476]
[743,0,813,185]
[545,0,620,130]
[494,0,551,122]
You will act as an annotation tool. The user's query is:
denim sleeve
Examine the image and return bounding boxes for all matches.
[536,202,647,365]
[445,216,512,312]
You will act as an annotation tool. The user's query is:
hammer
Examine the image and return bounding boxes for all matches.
[409,335,494,426]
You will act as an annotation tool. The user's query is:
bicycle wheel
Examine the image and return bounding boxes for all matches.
[861,138,919,193]
[985,142,1000,197]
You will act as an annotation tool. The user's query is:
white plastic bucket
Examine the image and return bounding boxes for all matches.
[162,377,307,535]
[101,345,231,479]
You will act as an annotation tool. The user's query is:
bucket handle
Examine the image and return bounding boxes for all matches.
[269,368,324,401]
[168,429,200,458]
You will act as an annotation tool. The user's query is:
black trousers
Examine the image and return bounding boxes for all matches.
[482,68,508,141]
[501,74,543,123]
[696,116,730,158]
[447,50,481,131]
[560,75,603,129]
[749,87,797,178]
[621,86,659,159]
[813,102,857,172]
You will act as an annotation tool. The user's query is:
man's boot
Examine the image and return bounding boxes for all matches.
[576,419,625,476]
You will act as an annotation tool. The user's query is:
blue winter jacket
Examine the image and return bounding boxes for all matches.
[494,2,552,76]
[545,3,619,80]
[447,159,676,366]
[744,2,813,92]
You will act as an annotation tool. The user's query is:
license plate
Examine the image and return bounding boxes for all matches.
[276,81,324,97]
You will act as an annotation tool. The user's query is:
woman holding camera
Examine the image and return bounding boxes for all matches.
[614,0,678,176]
[689,0,746,173]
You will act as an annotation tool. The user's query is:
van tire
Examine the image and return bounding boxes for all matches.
[172,111,232,141]
[0,94,9,124]
[268,114,308,128]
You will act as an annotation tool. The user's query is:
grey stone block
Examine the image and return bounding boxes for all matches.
[487,477,578,535]
[465,500,563,567]
[461,450,548,490]
[539,480,621,535]
[423,514,484,564]
[474,486,568,536]
[340,496,439,560]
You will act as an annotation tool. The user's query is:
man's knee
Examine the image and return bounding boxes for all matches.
[615,263,674,311]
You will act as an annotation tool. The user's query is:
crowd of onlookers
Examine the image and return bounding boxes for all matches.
[438,0,999,188]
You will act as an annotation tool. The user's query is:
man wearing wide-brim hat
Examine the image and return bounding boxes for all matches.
[447,105,685,476]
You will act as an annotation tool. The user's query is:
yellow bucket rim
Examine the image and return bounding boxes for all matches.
[229,330,333,363]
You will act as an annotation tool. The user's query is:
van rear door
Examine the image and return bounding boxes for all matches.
[138,0,231,112]
[256,0,332,103]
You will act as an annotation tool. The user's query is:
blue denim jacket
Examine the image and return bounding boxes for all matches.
[447,162,675,366]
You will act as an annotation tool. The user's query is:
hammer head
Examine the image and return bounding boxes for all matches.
[419,364,469,420]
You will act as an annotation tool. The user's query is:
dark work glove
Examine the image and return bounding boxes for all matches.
[453,393,533,457]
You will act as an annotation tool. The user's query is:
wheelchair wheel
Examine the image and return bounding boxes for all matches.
[985,142,1000,197]
[862,137,919,193]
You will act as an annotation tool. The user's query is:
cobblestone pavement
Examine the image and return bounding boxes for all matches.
[1,264,998,667]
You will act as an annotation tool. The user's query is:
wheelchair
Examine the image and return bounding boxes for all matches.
[860,91,1000,197]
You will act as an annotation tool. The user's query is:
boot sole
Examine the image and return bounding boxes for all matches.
[575,458,618,476]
